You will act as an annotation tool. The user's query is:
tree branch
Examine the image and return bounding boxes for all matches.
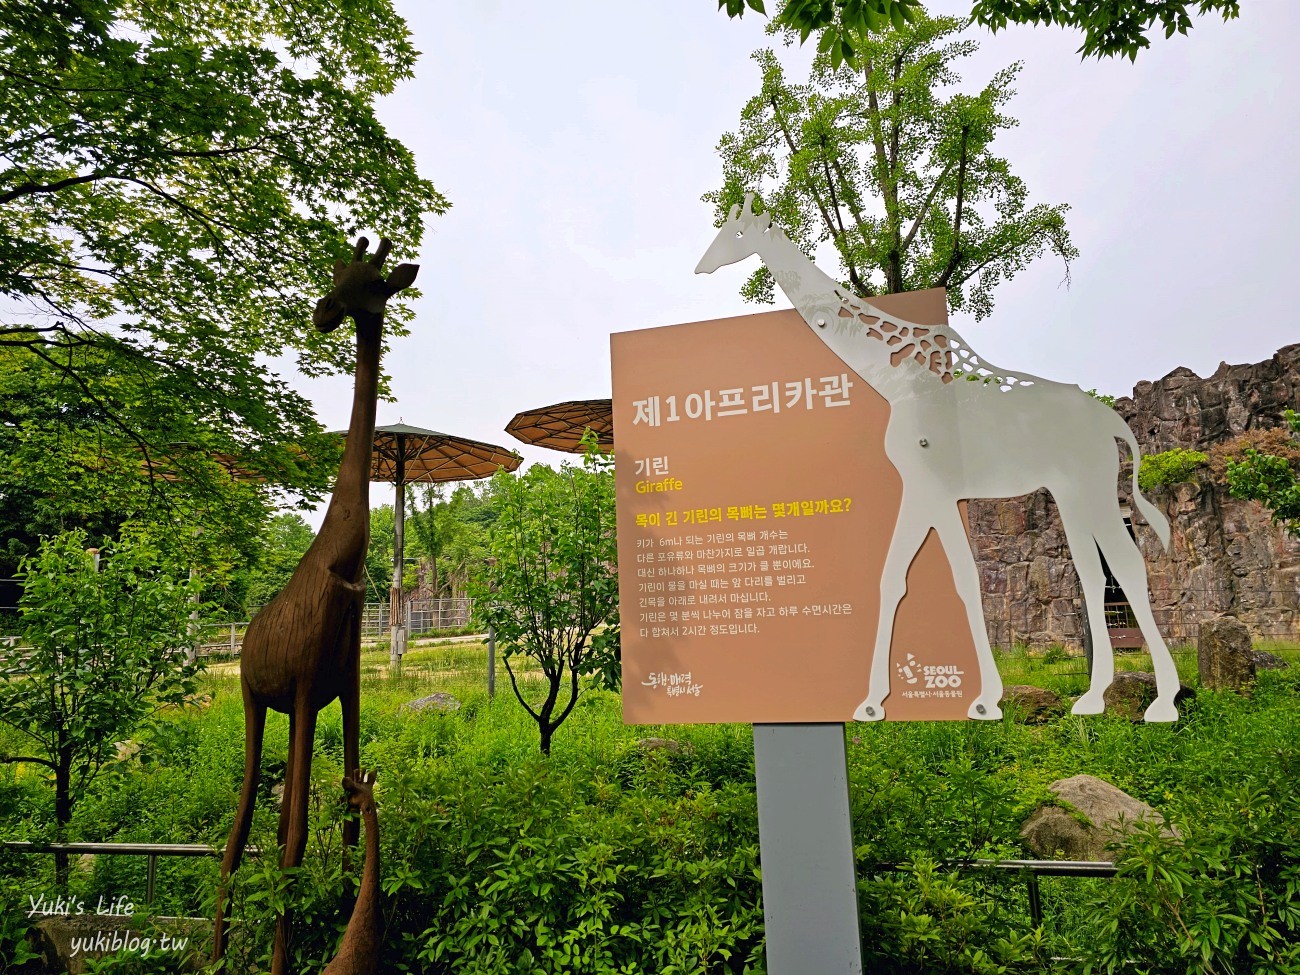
[769,96,838,246]
[0,754,56,769]
[936,124,971,288]
[901,158,956,255]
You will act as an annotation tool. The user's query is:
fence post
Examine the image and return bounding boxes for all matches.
[487,626,496,700]
[146,854,157,906]
[229,623,237,655]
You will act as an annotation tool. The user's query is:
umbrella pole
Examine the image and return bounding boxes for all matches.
[390,451,406,677]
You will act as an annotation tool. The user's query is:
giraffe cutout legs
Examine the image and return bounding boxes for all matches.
[855,502,931,721]
[931,506,1002,720]
[1093,517,1180,722]
[1056,497,1115,715]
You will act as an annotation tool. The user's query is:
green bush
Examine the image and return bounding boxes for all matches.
[1138,448,1209,492]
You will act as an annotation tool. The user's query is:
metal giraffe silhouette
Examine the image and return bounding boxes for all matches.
[212,237,418,974]
[696,195,1180,723]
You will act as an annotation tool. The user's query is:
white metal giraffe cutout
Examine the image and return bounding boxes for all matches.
[696,194,1181,723]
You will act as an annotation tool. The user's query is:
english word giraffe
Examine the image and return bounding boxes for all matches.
[696,195,1180,723]
[213,237,418,974]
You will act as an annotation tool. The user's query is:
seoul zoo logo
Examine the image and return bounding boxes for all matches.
[895,652,966,700]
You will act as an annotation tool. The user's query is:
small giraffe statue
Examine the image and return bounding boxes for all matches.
[322,769,383,975]
[696,195,1181,723]
[212,237,417,974]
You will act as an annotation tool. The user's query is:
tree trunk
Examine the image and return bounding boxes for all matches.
[54,747,72,888]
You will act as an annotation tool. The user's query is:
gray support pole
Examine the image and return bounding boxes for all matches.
[487,625,496,700]
[390,449,406,676]
[753,723,863,975]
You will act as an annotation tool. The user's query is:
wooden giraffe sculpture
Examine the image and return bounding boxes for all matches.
[212,237,417,974]
[696,195,1181,723]
[322,769,383,975]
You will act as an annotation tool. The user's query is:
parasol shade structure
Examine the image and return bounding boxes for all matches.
[328,422,521,671]
[356,422,523,484]
[506,399,614,453]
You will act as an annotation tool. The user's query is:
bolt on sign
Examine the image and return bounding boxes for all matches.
[613,289,985,724]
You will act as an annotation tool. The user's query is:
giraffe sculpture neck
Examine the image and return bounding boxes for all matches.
[314,313,382,579]
[322,797,381,975]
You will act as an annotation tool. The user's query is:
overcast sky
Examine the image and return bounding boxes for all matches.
[296,0,1300,517]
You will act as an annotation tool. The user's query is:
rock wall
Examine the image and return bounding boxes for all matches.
[971,344,1300,649]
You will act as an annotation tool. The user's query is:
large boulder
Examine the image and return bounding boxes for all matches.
[1020,774,1169,861]
[1101,671,1194,721]
[30,915,206,974]
[999,685,1063,723]
[1198,615,1256,691]
[1252,650,1289,671]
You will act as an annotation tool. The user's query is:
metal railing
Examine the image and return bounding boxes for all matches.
[2,840,260,907]
[4,840,1110,927]
[869,858,1118,927]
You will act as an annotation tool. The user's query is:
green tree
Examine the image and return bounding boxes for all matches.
[719,0,1241,63]
[0,530,202,884]
[409,482,497,600]
[240,512,317,612]
[1,0,446,488]
[1225,409,1300,536]
[705,12,1076,319]
[469,454,618,755]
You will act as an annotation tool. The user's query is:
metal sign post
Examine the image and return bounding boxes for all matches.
[754,723,863,974]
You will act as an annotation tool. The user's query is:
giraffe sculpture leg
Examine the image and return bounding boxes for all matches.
[856,501,931,721]
[1093,516,1180,722]
[272,691,320,975]
[340,607,362,857]
[212,684,267,966]
[931,505,1003,720]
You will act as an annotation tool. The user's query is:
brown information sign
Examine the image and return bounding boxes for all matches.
[612,290,981,724]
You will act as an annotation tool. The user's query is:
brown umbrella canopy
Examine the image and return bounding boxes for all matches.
[505,399,614,453]
[360,423,522,483]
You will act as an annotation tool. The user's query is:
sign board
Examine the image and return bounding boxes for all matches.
[613,290,983,724]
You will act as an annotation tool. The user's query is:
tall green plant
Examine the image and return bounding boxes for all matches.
[705,10,1076,319]
[1226,408,1300,536]
[470,451,618,755]
[0,530,202,884]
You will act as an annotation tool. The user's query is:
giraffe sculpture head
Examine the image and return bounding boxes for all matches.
[695,193,774,275]
[341,768,376,815]
[314,236,419,333]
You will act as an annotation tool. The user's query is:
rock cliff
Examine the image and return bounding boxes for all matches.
[970,344,1300,648]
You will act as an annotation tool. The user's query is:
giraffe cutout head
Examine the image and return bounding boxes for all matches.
[314,236,419,333]
[695,193,775,275]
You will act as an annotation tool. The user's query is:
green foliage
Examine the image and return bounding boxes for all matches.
[1137,448,1210,493]
[0,530,202,846]
[970,0,1242,61]
[0,0,445,501]
[240,512,316,611]
[705,11,1076,319]
[470,450,618,754]
[722,0,1242,63]
[1084,388,1116,408]
[409,482,499,600]
[1075,757,1300,974]
[1226,409,1300,536]
[860,858,1047,973]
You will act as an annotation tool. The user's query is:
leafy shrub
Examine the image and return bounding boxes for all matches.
[1073,757,1300,974]
[1137,448,1209,492]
